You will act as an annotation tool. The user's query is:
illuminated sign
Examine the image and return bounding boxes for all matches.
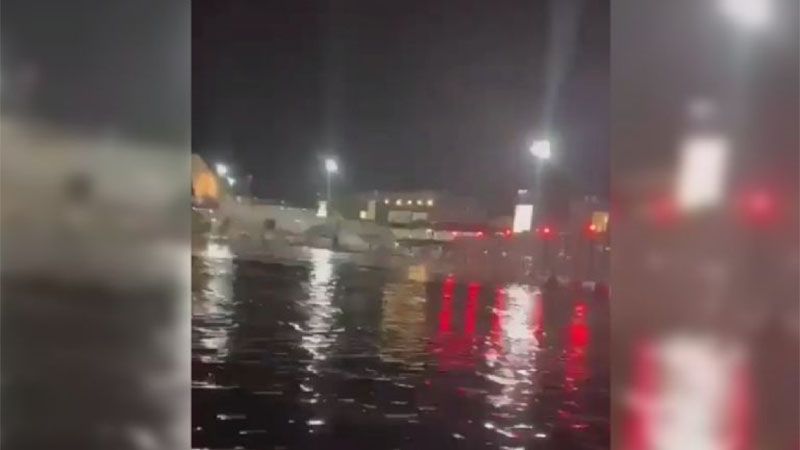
[512,204,533,233]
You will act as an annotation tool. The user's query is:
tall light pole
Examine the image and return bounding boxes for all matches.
[324,157,338,202]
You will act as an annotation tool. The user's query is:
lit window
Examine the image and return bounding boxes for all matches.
[426,199,434,207]
[359,210,367,219]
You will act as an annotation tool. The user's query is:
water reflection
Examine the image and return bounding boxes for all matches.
[192,254,608,449]
[482,284,545,443]
[299,248,340,364]
[193,241,235,369]
[380,280,427,365]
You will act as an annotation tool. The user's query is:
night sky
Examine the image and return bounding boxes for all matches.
[193,0,608,212]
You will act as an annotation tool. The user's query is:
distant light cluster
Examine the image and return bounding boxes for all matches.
[383,198,435,207]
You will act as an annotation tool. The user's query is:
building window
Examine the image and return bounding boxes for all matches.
[388,210,413,224]
[411,211,429,223]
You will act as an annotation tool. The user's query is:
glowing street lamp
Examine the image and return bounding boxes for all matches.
[719,0,771,30]
[529,139,552,161]
[215,163,229,177]
[324,157,338,174]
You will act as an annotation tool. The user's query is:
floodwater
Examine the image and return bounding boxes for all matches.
[192,244,609,449]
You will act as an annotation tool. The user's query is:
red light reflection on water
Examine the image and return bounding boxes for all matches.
[465,282,480,336]
[565,302,590,391]
[624,341,658,450]
[438,277,455,333]
[434,277,477,371]
[559,300,591,433]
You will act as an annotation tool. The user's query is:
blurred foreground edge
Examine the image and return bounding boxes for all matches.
[611,0,799,449]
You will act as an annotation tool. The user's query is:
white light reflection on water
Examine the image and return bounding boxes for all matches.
[297,248,342,430]
[483,283,544,441]
[300,248,341,363]
[193,241,236,365]
[379,281,427,365]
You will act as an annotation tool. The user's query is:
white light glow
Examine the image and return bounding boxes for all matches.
[316,200,328,218]
[227,176,235,186]
[215,163,228,176]
[426,199,434,207]
[396,199,403,206]
[529,140,552,160]
[384,198,390,204]
[324,158,338,174]
[720,0,772,29]
[359,210,367,219]
[512,204,534,233]
[642,335,746,450]
[675,135,729,211]
[416,199,423,206]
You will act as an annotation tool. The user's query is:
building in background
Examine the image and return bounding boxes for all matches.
[569,195,609,234]
[338,190,487,226]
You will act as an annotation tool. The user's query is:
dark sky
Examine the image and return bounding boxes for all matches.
[193,0,608,210]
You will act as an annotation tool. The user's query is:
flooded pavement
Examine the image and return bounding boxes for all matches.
[192,245,609,449]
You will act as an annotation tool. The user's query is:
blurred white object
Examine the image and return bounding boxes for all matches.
[629,335,747,450]
[529,139,552,160]
[675,134,729,211]
[512,204,533,233]
[215,163,228,176]
[719,0,772,30]
[316,200,328,218]
[324,157,338,174]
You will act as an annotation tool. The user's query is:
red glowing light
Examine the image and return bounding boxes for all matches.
[588,223,597,232]
[737,187,780,228]
[649,195,680,226]
[476,231,484,238]
[543,227,551,234]
[504,228,512,237]
[465,282,480,335]
[438,283,453,333]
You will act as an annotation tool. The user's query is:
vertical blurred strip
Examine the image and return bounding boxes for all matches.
[1,0,190,448]
[611,0,798,449]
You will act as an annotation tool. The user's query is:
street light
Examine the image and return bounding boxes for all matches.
[227,176,236,187]
[325,158,338,174]
[215,163,229,176]
[324,157,338,202]
[529,139,552,160]
[719,0,771,30]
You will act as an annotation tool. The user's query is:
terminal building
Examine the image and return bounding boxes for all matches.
[335,190,490,239]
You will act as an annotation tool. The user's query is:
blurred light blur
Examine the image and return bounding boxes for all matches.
[612,0,798,449]
[1,0,190,448]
